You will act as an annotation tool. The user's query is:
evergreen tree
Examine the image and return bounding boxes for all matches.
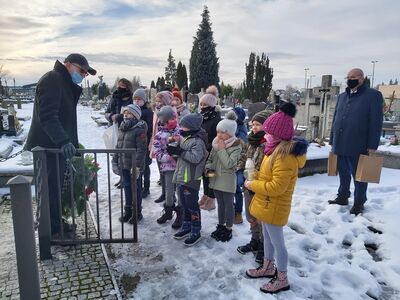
[243,52,273,102]
[189,6,219,93]
[395,78,398,85]
[132,76,141,91]
[160,76,166,90]
[389,79,393,85]
[176,61,189,89]
[151,80,156,89]
[364,76,371,88]
[165,49,177,86]
[220,81,233,99]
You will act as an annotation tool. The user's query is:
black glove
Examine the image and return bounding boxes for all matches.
[166,144,183,156]
[61,142,76,160]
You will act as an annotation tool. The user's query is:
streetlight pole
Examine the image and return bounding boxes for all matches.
[371,60,378,88]
[304,68,309,90]
[309,75,316,88]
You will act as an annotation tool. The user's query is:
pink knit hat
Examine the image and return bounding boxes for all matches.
[263,102,296,140]
[156,91,173,106]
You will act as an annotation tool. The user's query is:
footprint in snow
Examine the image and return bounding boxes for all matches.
[288,222,307,234]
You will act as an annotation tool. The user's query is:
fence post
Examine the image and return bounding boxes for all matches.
[32,146,52,260]
[131,150,138,242]
[7,175,41,300]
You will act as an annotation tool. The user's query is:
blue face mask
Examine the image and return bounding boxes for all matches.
[71,71,84,84]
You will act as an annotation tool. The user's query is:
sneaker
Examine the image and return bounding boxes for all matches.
[184,233,202,246]
[154,195,165,203]
[246,259,276,279]
[260,271,290,294]
[211,224,225,241]
[237,238,259,254]
[350,204,364,215]
[219,227,232,242]
[328,196,349,206]
[234,213,243,224]
[174,228,191,240]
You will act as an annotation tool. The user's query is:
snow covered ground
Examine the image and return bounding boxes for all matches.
[2,104,400,299]
[72,105,400,300]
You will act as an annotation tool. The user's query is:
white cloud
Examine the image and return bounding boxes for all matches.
[0,0,399,89]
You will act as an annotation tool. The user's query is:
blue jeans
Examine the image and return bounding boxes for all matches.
[178,185,201,234]
[337,155,368,205]
[234,170,244,213]
[122,169,142,213]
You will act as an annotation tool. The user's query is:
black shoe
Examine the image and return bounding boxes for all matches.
[237,238,259,254]
[142,188,150,198]
[328,196,349,206]
[128,212,143,224]
[154,195,165,203]
[211,224,226,241]
[350,204,364,215]
[171,206,183,229]
[157,206,174,224]
[119,207,133,223]
[219,228,232,242]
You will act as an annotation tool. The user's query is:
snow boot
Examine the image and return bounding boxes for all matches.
[219,227,232,242]
[203,197,216,211]
[211,224,226,241]
[173,221,191,240]
[350,204,364,215]
[234,212,243,224]
[171,206,183,229]
[198,195,208,208]
[246,259,276,279]
[154,194,165,203]
[260,271,290,294]
[184,233,202,246]
[237,238,259,254]
[157,205,174,224]
[119,207,132,223]
[142,188,150,198]
[328,196,349,206]
[255,244,264,264]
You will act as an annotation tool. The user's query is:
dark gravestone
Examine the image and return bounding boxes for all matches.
[247,102,267,120]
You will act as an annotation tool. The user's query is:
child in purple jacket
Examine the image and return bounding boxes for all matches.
[153,105,181,226]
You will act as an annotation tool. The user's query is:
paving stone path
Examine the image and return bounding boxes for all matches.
[0,198,121,300]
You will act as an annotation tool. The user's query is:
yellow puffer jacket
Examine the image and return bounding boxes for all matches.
[249,138,308,226]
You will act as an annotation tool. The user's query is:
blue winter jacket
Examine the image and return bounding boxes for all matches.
[330,84,383,157]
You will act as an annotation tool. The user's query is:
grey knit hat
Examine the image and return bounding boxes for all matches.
[157,105,176,123]
[133,88,148,102]
[122,104,142,120]
[179,112,203,131]
[216,110,237,137]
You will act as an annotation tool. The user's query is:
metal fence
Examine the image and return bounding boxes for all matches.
[31,146,139,260]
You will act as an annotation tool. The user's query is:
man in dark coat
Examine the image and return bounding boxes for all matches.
[329,68,383,215]
[25,53,96,236]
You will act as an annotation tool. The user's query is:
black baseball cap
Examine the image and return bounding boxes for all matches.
[64,53,96,75]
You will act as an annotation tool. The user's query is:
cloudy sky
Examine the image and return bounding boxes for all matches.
[0,0,399,90]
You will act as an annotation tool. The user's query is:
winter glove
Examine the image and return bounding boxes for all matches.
[61,142,76,160]
[112,160,120,175]
[166,144,183,156]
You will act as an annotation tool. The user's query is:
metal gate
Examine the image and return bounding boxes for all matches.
[32,146,139,260]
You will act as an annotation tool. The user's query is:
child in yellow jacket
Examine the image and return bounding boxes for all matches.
[244,102,308,294]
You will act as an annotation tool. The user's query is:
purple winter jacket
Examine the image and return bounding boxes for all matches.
[153,126,180,172]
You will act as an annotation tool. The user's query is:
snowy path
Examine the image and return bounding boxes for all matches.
[76,106,400,300]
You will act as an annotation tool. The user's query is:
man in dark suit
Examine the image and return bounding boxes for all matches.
[25,53,96,236]
[329,68,383,215]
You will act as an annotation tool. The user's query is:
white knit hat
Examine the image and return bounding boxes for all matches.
[216,110,237,137]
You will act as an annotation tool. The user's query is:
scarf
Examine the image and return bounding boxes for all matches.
[264,134,282,155]
[120,118,139,131]
[212,136,237,150]
[247,131,265,147]
[201,106,217,121]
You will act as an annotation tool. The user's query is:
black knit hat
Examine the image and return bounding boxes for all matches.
[179,112,203,131]
[251,110,273,125]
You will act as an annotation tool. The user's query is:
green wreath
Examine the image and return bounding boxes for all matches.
[61,152,100,218]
